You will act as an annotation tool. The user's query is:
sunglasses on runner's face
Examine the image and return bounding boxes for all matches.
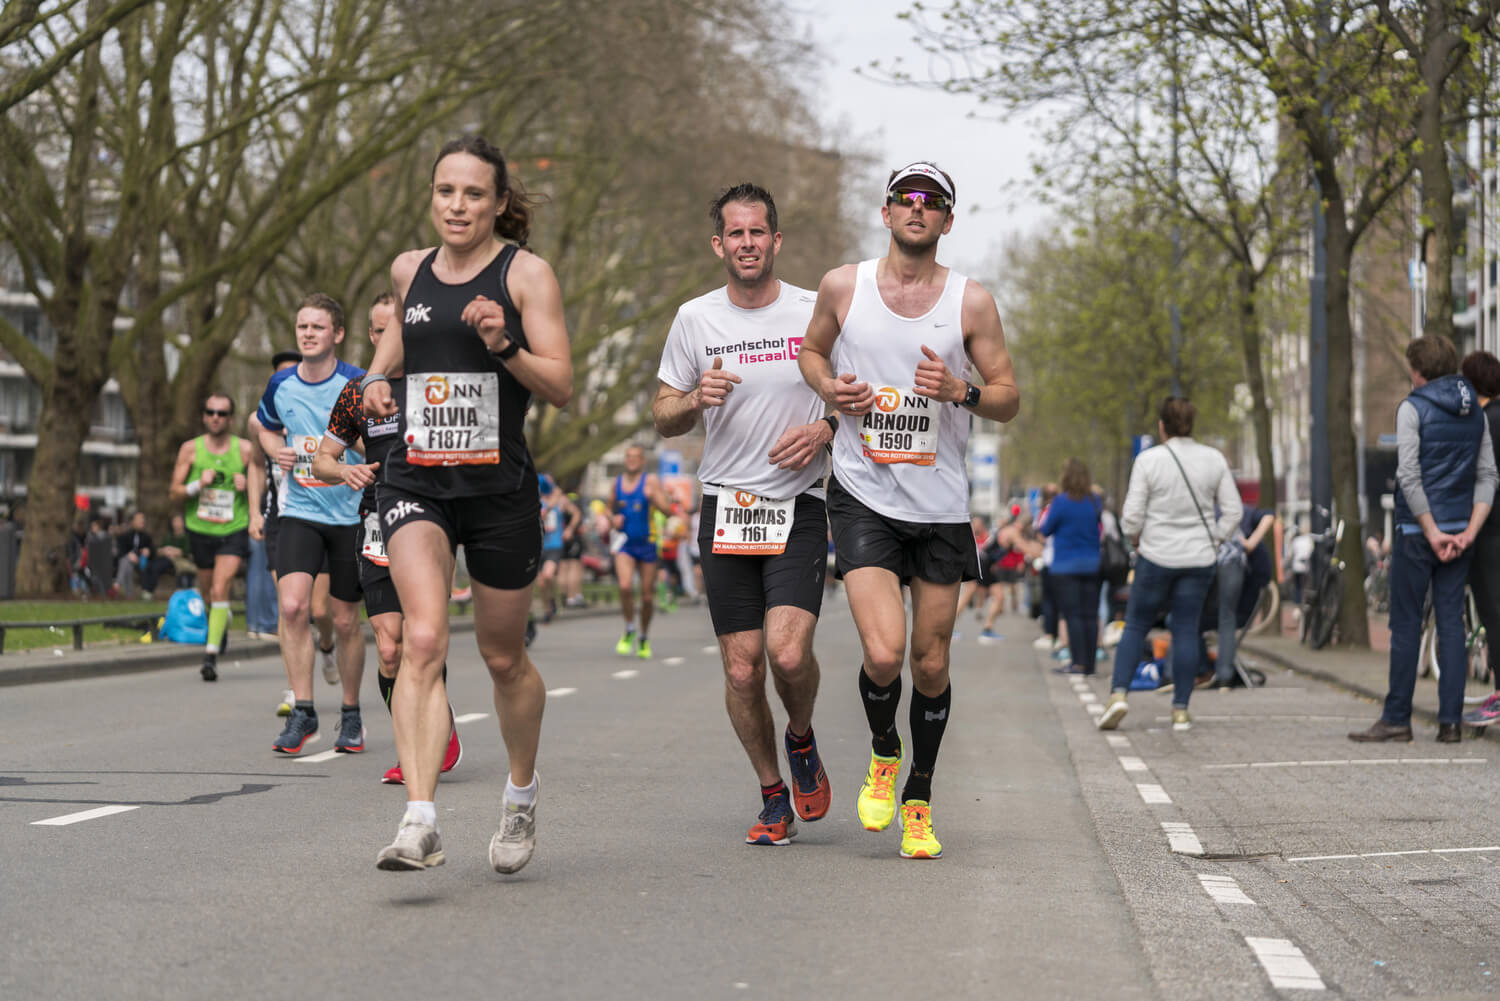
[203,408,231,417]
[888,190,951,211]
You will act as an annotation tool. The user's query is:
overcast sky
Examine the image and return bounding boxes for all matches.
[794,0,1052,282]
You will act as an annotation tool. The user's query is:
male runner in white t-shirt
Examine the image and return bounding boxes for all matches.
[798,162,1020,859]
[654,183,836,847]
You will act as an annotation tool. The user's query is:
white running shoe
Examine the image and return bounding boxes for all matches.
[490,777,539,874]
[377,817,445,871]
[319,644,338,685]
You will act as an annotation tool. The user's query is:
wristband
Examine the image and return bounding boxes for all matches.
[493,337,521,362]
[186,480,203,497]
[360,372,389,391]
[823,414,838,434]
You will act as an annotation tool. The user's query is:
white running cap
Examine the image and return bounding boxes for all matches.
[886,162,955,202]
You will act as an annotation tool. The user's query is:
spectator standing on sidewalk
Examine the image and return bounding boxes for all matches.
[1351,336,1497,744]
[1204,505,1276,687]
[1287,519,1314,604]
[1460,350,1500,726]
[1039,459,1102,676]
[1097,397,1240,732]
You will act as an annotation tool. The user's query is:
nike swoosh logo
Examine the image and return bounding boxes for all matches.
[933,323,949,328]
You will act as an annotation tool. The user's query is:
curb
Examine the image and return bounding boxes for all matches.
[1240,638,1496,741]
[0,603,625,688]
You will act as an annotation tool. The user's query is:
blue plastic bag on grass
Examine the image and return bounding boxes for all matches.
[159,588,207,645]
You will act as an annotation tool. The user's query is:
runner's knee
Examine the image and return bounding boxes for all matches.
[401,618,447,670]
[768,642,809,681]
[863,642,905,680]
[723,654,765,695]
[483,646,529,685]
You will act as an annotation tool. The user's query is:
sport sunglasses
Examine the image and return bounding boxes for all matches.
[888,190,952,211]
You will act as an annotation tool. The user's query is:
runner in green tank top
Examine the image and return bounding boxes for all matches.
[170,392,259,682]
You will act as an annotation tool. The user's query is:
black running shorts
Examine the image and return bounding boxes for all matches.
[187,529,250,570]
[379,483,541,591]
[276,516,362,603]
[827,476,980,586]
[562,536,584,560]
[264,511,281,574]
[362,573,401,618]
[698,492,828,636]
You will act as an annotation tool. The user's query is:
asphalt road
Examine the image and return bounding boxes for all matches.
[2,593,1496,1000]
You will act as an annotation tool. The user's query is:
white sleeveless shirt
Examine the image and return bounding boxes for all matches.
[830,259,972,523]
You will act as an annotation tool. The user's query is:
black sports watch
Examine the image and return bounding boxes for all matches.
[493,337,521,362]
[961,381,981,408]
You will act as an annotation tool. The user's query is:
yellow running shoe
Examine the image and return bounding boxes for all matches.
[615,631,636,656]
[856,742,903,831]
[899,800,942,859]
[637,638,652,659]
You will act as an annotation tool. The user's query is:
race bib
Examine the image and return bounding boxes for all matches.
[291,435,333,487]
[198,486,236,524]
[712,490,793,555]
[361,511,388,567]
[860,386,940,466]
[405,372,501,466]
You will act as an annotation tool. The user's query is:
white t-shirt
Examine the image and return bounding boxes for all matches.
[657,282,828,500]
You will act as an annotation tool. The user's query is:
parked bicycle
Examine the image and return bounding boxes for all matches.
[1417,585,1490,692]
[1300,510,1346,650]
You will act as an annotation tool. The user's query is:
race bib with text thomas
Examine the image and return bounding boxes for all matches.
[712,491,793,555]
[859,386,940,465]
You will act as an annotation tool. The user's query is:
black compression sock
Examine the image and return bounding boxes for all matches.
[760,780,787,804]
[341,703,359,714]
[378,674,396,712]
[294,699,315,717]
[786,726,813,753]
[858,666,902,757]
[903,684,951,803]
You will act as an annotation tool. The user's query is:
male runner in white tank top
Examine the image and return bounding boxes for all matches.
[654,183,837,847]
[798,162,1020,859]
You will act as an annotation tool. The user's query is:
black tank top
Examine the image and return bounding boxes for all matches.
[383,244,537,498]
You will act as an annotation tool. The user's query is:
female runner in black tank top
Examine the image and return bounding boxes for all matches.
[362,135,573,874]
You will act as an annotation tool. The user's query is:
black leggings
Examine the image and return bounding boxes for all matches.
[1468,531,1500,690]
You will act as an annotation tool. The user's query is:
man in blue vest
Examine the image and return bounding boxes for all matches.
[1351,335,1497,743]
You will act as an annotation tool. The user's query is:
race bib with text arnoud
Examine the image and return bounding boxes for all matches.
[859,386,940,465]
[405,372,501,467]
[712,490,793,555]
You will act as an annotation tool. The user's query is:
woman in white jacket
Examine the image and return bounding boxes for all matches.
[1096,397,1240,732]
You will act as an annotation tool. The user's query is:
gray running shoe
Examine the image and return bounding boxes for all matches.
[490,778,539,874]
[319,644,339,685]
[334,708,365,753]
[272,707,319,754]
[376,817,445,871]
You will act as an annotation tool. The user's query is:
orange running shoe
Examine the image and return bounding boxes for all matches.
[784,726,831,821]
[745,791,798,846]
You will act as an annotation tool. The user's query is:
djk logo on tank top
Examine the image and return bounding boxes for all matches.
[405,303,432,325]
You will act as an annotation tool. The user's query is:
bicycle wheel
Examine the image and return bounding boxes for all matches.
[1246,581,1279,635]
[1309,567,1341,649]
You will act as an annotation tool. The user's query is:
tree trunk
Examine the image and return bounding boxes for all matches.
[1323,213,1371,647]
[1418,54,1456,343]
[1235,265,1278,506]
[16,376,100,596]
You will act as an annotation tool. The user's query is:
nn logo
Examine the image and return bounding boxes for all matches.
[424,375,450,405]
[875,386,902,413]
[405,303,432,325]
[734,491,757,507]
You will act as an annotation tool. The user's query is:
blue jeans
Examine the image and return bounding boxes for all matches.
[1385,530,1475,725]
[246,536,279,634]
[1110,556,1215,708]
[1053,572,1101,673]
[1210,558,1245,682]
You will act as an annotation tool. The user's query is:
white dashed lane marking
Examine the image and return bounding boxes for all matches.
[1205,758,1485,770]
[612,669,640,680]
[296,749,342,763]
[453,713,490,724]
[1198,874,1255,905]
[701,645,718,655]
[663,657,685,666]
[1288,845,1500,862]
[1245,937,1325,990]
[1162,821,1203,855]
[1078,692,1099,703]
[1117,756,1148,773]
[1137,784,1172,804]
[32,805,140,826]
[1105,735,1131,749]
[545,687,577,698]
[1086,704,1105,716]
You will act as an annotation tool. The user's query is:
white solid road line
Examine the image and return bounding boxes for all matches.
[453,712,490,724]
[297,749,342,763]
[1162,821,1203,855]
[1288,845,1500,862]
[1205,757,1486,769]
[612,669,640,680]
[545,687,577,697]
[32,805,140,826]
[1198,874,1255,905]
[1137,784,1172,804]
[1245,937,1326,990]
